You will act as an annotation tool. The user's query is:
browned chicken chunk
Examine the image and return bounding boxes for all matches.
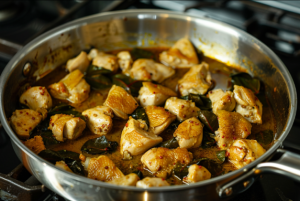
[55,161,73,173]
[173,117,203,149]
[48,70,90,104]
[145,105,176,135]
[66,51,90,73]
[120,117,162,159]
[11,109,42,139]
[159,38,199,68]
[141,147,193,178]
[84,155,124,182]
[183,164,211,183]
[138,82,177,107]
[117,51,133,74]
[208,89,236,114]
[24,136,46,154]
[228,139,266,169]
[82,106,114,135]
[20,86,52,110]
[178,62,212,96]
[136,177,170,188]
[48,114,86,142]
[233,85,263,124]
[215,110,252,150]
[103,85,138,120]
[107,173,139,186]
[92,51,119,72]
[164,97,200,121]
[130,59,175,83]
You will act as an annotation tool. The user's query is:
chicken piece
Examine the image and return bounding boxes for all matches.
[233,85,263,124]
[92,52,119,72]
[24,136,46,154]
[120,117,162,159]
[138,82,177,107]
[48,114,86,142]
[36,107,48,120]
[215,110,252,150]
[228,139,266,169]
[183,164,211,183]
[88,48,100,60]
[10,109,42,139]
[141,147,193,178]
[208,89,236,114]
[164,97,200,121]
[159,38,199,68]
[136,177,170,188]
[55,161,73,173]
[20,86,52,111]
[84,155,124,181]
[130,59,175,83]
[178,62,212,96]
[103,85,138,120]
[173,117,203,149]
[66,51,90,73]
[82,106,114,135]
[48,69,90,104]
[117,51,133,74]
[107,173,139,186]
[145,106,176,135]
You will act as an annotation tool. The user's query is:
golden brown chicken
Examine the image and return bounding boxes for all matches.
[117,51,133,74]
[233,85,263,124]
[136,177,170,188]
[48,69,90,104]
[120,117,162,159]
[11,109,42,139]
[141,147,193,178]
[173,117,203,149]
[92,52,119,72]
[178,62,212,96]
[107,173,140,186]
[183,164,211,183]
[164,97,200,121]
[24,136,46,154]
[138,82,177,107]
[215,110,252,150]
[145,105,176,135]
[66,51,90,73]
[159,38,199,68]
[55,161,73,173]
[130,59,175,83]
[227,139,266,169]
[48,114,86,142]
[82,106,114,135]
[84,155,124,182]
[103,85,138,120]
[208,89,236,114]
[20,86,52,111]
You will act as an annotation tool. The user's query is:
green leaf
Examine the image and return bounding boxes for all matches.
[130,48,155,61]
[230,73,260,94]
[195,158,223,177]
[64,159,85,175]
[56,150,80,161]
[201,131,216,148]
[40,130,60,146]
[132,170,144,179]
[255,130,273,145]
[48,104,87,121]
[128,81,144,97]
[81,136,118,155]
[173,163,189,180]
[157,138,179,149]
[198,110,219,132]
[131,107,149,126]
[113,74,134,85]
[38,149,62,161]
[181,94,212,110]
[167,120,181,131]
[86,65,112,76]
[112,77,130,92]
[216,150,226,163]
[85,74,112,90]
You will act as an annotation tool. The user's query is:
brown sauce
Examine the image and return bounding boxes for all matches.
[32,47,276,185]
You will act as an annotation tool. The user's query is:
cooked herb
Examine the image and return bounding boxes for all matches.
[201,131,216,148]
[216,150,226,163]
[181,94,212,110]
[157,138,179,149]
[132,170,144,179]
[128,80,144,97]
[230,72,260,94]
[131,107,149,126]
[64,158,85,175]
[130,48,155,61]
[86,65,112,76]
[85,74,112,90]
[167,120,181,131]
[81,136,118,155]
[112,77,130,92]
[48,104,87,121]
[198,110,219,132]
[112,74,144,96]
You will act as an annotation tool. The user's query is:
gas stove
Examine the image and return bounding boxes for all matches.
[1,1,300,201]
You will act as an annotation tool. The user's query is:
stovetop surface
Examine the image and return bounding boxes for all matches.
[1,1,300,201]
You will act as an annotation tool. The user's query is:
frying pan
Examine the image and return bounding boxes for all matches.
[0,10,298,201]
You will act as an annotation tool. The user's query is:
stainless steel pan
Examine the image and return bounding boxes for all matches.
[0,10,298,201]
